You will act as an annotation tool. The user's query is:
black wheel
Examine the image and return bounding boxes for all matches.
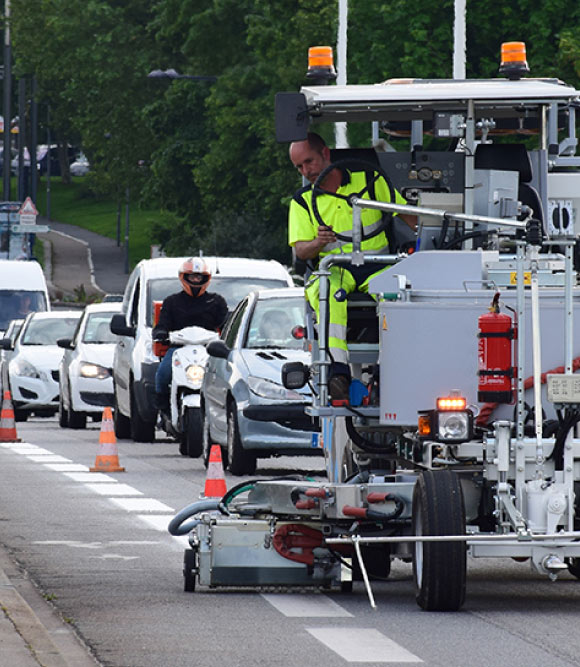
[311,158,396,241]
[14,410,28,422]
[68,388,87,429]
[183,548,197,593]
[566,558,580,579]
[58,395,69,428]
[201,405,212,469]
[183,407,203,458]
[227,402,256,476]
[113,391,131,439]
[412,470,466,611]
[130,384,155,442]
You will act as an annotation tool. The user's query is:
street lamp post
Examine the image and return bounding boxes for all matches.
[3,0,12,200]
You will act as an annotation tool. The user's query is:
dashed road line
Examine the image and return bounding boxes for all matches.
[262,593,353,617]
[109,497,174,513]
[306,628,423,663]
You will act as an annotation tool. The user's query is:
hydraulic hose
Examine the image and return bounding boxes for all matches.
[168,499,221,536]
[345,417,395,455]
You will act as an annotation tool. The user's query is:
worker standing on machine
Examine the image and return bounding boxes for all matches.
[288,132,416,400]
[153,257,228,418]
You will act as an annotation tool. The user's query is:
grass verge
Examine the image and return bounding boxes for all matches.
[35,178,161,268]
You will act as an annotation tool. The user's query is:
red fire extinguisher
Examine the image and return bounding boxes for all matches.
[477,292,515,403]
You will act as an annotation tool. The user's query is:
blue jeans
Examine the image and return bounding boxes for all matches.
[155,346,177,397]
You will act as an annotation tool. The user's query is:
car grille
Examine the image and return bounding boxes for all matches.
[51,370,59,382]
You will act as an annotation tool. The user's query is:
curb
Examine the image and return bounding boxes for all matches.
[0,544,99,666]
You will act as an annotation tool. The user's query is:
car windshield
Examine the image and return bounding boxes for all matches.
[148,276,290,326]
[246,297,304,349]
[21,317,80,345]
[0,291,48,330]
[82,312,118,343]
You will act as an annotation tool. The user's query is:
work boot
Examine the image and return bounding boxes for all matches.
[329,375,350,401]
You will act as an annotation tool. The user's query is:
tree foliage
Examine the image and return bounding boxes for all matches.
[6,0,580,263]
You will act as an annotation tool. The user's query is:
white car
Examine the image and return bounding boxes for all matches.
[110,256,295,442]
[70,153,90,176]
[58,302,122,429]
[8,311,82,420]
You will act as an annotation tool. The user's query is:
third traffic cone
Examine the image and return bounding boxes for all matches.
[90,407,125,472]
[203,445,227,498]
[0,391,20,442]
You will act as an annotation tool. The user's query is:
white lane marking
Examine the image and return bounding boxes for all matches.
[85,483,143,497]
[26,455,72,463]
[32,540,103,549]
[90,554,140,561]
[42,463,90,472]
[262,593,353,618]
[63,472,118,483]
[306,628,423,663]
[109,498,174,513]
[12,446,54,455]
[136,515,189,548]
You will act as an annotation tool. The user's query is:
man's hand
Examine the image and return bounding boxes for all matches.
[154,330,170,345]
[294,225,337,260]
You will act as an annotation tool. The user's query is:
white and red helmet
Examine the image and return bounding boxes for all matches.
[179,257,211,297]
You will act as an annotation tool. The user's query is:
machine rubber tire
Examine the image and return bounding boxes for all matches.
[130,385,155,442]
[113,392,131,439]
[566,558,580,579]
[183,548,197,593]
[412,469,466,611]
[58,396,69,428]
[227,402,256,476]
[183,407,203,458]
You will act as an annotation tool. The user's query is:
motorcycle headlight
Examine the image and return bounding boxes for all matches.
[12,359,41,379]
[185,364,205,389]
[248,376,304,401]
[79,362,111,380]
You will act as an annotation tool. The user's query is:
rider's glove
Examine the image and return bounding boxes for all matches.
[154,330,170,345]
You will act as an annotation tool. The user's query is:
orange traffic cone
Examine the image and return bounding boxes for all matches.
[0,391,20,442]
[202,445,227,498]
[90,407,125,472]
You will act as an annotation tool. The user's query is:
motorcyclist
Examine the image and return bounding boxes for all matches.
[153,257,228,417]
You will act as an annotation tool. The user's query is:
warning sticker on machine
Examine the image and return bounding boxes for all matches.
[547,374,580,403]
[509,271,531,285]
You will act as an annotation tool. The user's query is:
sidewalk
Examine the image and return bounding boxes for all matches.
[0,541,99,666]
[36,216,128,300]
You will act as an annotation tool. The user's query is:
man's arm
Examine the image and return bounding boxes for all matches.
[294,225,337,260]
[399,213,418,232]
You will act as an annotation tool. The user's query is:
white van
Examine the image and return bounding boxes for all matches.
[110,256,294,442]
[0,260,50,334]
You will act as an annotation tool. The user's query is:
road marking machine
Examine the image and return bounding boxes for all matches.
[170,42,580,610]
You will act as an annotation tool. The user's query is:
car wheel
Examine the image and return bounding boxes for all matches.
[68,387,86,429]
[14,409,28,422]
[130,384,155,442]
[113,390,131,439]
[412,470,466,611]
[183,407,203,458]
[58,395,69,428]
[201,406,211,469]
[226,401,256,476]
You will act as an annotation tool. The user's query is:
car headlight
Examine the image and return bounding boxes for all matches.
[185,364,205,389]
[79,362,111,380]
[248,376,304,401]
[12,359,41,379]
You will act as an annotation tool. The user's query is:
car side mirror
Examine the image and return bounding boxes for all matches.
[282,361,309,390]
[56,338,73,350]
[110,313,135,338]
[0,337,13,350]
[206,340,231,360]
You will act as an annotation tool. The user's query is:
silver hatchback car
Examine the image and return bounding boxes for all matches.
[201,287,320,475]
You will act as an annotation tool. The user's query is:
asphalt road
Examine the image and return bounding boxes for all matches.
[2,419,580,667]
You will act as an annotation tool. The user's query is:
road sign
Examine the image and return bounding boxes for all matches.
[10,224,49,234]
[19,197,38,226]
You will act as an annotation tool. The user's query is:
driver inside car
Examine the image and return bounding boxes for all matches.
[288,132,417,400]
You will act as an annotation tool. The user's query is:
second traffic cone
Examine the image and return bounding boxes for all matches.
[0,391,20,442]
[90,407,125,472]
[203,445,227,498]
